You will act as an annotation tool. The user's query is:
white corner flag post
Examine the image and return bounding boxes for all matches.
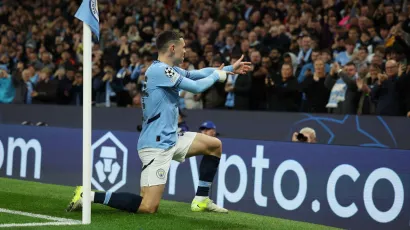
[75,0,100,225]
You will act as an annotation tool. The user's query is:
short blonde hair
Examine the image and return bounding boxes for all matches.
[299,127,316,138]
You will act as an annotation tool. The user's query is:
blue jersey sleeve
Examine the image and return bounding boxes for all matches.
[174,65,234,80]
[147,65,184,88]
[178,72,219,93]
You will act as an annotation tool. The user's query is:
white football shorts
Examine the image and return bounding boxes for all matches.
[138,131,197,187]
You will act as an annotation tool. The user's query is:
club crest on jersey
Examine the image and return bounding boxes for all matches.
[165,67,179,83]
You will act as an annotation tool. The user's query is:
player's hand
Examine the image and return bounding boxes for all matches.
[218,63,234,75]
[377,73,387,83]
[292,132,299,142]
[232,55,252,75]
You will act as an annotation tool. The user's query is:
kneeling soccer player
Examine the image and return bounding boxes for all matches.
[66,30,251,214]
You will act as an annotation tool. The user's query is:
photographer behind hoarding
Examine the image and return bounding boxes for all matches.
[199,121,219,137]
[292,127,317,143]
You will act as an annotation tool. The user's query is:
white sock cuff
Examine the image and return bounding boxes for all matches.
[214,70,227,82]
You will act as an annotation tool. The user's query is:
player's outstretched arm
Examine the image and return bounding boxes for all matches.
[175,55,251,80]
[175,65,234,80]
[178,70,229,94]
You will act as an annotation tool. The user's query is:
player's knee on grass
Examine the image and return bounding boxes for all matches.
[139,200,159,214]
[138,185,164,214]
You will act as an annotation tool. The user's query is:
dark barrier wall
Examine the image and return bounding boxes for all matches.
[1,124,409,229]
[1,104,409,149]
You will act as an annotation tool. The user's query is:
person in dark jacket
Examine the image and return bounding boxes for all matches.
[325,62,361,114]
[368,60,408,116]
[266,63,301,111]
[249,50,268,110]
[224,56,251,110]
[55,67,74,105]
[402,66,410,117]
[31,68,58,104]
[201,56,227,109]
[70,71,83,106]
[356,64,380,115]
[300,59,331,113]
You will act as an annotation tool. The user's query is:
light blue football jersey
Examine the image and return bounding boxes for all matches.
[137,60,233,150]
[137,61,183,150]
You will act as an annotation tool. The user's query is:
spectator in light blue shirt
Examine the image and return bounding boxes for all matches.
[0,65,15,104]
[297,35,313,66]
[335,39,356,66]
[129,53,143,81]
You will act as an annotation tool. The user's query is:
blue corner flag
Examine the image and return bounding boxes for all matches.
[75,0,100,40]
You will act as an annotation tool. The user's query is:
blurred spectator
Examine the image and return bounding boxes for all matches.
[201,56,226,109]
[111,57,133,107]
[180,59,202,109]
[70,71,83,106]
[55,67,72,105]
[39,52,56,71]
[266,63,301,112]
[361,60,409,116]
[263,26,290,53]
[31,68,58,104]
[96,66,117,107]
[11,62,30,104]
[129,53,143,82]
[367,26,383,46]
[300,60,331,113]
[249,50,267,110]
[225,55,251,110]
[0,65,14,104]
[1,0,409,117]
[199,121,218,137]
[128,90,142,108]
[268,48,282,78]
[335,39,356,67]
[352,46,369,71]
[220,35,241,62]
[297,35,313,66]
[292,127,317,143]
[325,62,361,114]
[356,64,380,115]
[297,49,330,83]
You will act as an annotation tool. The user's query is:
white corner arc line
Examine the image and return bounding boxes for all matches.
[0,221,82,228]
[0,208,81,223]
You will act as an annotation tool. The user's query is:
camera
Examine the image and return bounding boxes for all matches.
[296,133,308,142]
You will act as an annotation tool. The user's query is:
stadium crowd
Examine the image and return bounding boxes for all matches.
[0,0,410,117]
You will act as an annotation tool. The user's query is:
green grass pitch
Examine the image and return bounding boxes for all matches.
[0,178,339,229]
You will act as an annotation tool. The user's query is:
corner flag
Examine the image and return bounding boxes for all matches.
[74,0,100,225]
[75,0,100,40]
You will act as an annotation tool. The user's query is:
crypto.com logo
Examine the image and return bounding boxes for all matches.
[215,145,404,224]
[91,132,127,192]
[0,137,42,179]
